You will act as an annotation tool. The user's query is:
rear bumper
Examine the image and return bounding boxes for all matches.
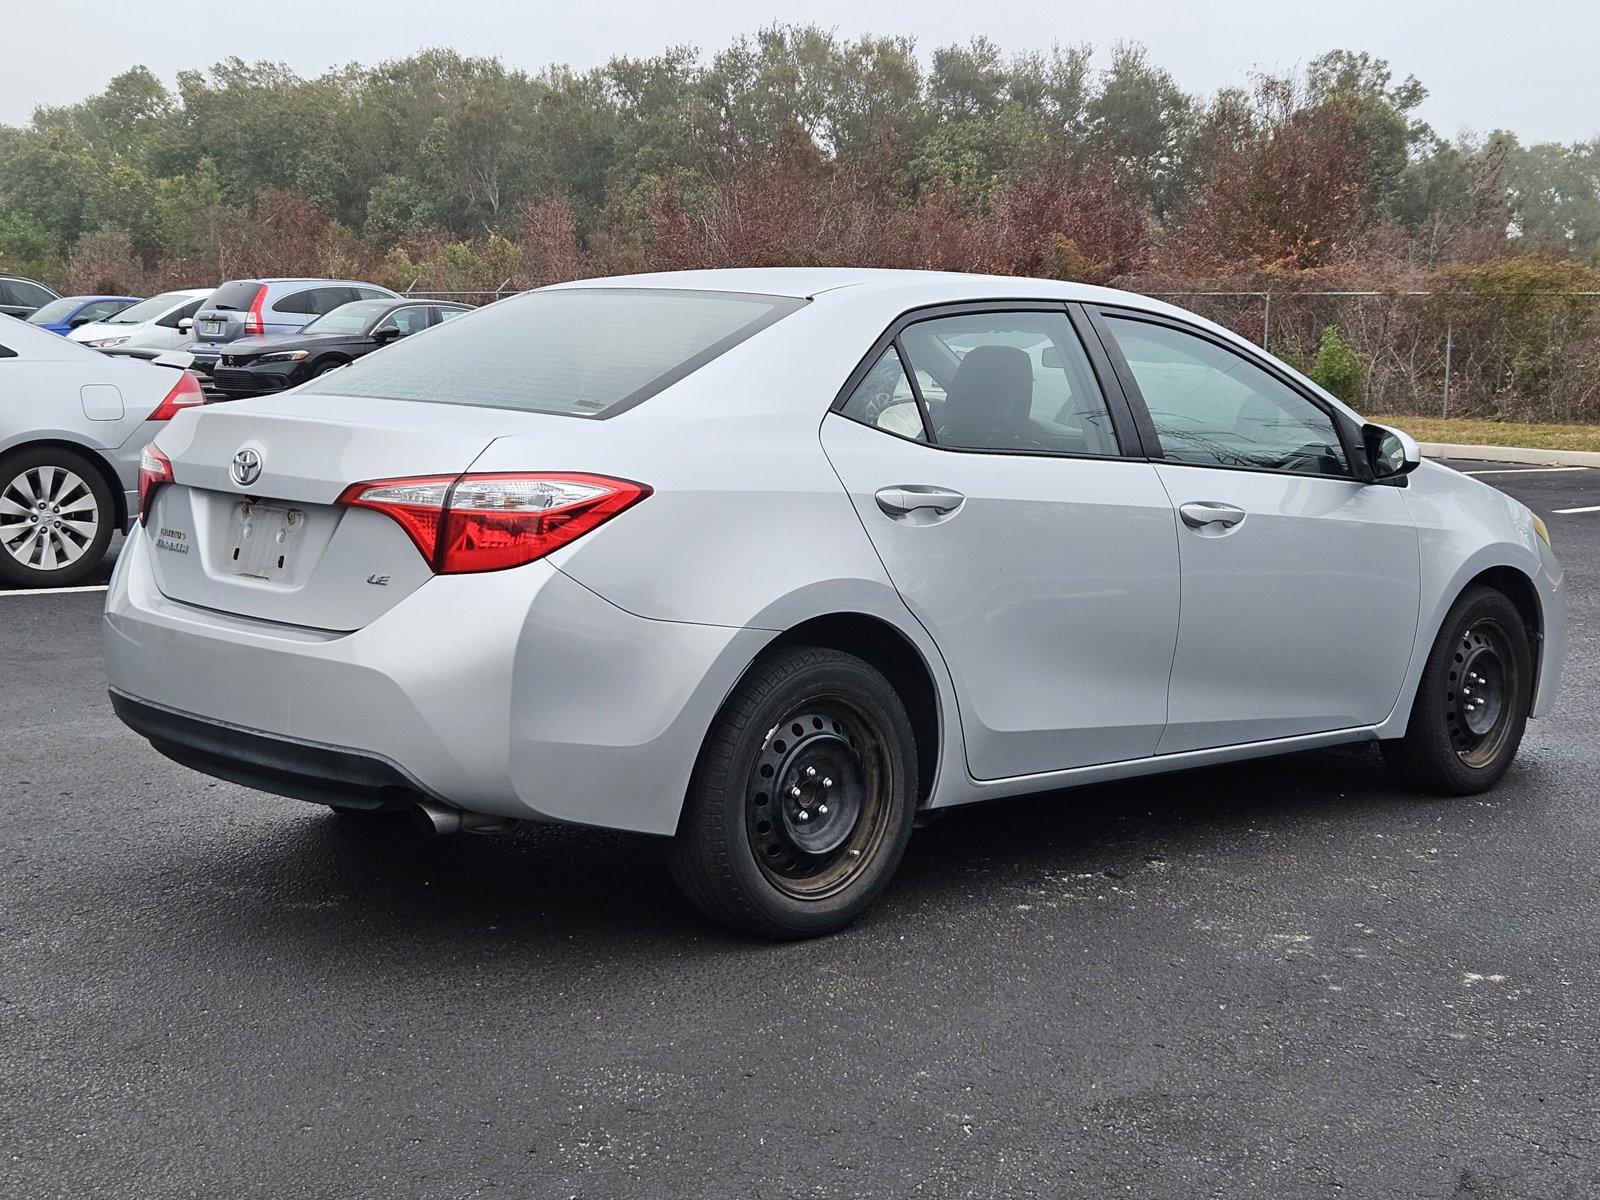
[111,692,430,811]
[104,528,769,834]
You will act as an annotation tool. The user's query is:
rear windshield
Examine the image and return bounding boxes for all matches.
[209,281,264,311]
[298,287,804,417]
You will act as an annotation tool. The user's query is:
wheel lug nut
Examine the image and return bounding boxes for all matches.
[805,766,817,778]
[818,805,828,815]
[798,810,809,821]
[822,778,833,788]
[790,786,802,799]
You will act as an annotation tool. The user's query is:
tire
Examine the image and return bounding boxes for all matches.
[1381,585,1533,795]
[667,645,919,939]
[311,359,347,379]
[0,446,116,588]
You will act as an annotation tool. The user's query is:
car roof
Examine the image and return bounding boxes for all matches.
[548,266,1169,308]
[60,294,142,303]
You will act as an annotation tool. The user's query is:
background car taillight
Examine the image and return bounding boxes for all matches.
[148,372,205,421]
[336,472,651,574]
[137,445,173,525]
[242,285,268,336]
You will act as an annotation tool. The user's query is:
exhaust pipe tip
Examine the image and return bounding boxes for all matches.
[412,799,463,836]
[412,799,518,836]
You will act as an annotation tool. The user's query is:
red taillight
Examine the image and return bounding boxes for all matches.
[149,371,205,421]
[242,284,268,336]
[336,472,651,574]
[137,444,174,525]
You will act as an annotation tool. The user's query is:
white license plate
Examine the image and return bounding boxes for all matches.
[202,320,223,335]
[224,502,306,581]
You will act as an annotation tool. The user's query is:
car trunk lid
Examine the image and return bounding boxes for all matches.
[144,393,586,630]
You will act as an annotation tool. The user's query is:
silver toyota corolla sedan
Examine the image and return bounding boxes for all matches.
[105,269,1567,937]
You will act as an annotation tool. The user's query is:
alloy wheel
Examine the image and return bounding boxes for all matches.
[0,465,102,571]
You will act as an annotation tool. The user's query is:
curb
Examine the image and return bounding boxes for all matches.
[1420,442,1600,468]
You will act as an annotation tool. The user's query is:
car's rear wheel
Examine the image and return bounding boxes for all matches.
[1381,585,1533,794]
[667,645,918,939]
[0,447,115,588]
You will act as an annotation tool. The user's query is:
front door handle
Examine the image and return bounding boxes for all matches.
[1178,500,1247,531]
[875,485,965,519]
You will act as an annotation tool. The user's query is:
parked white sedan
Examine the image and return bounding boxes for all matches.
[68,288,213,352]
[1,315,203,586]
[104,269,1566,937]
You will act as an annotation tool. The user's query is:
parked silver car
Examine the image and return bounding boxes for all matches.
[1,315,204,586]
[187,278,397,375]
[105,269,1567,937]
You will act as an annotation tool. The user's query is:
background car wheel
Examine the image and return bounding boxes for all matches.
[0,447,115,588]
[311,359,347,378]
[1381,585,1533,795]
[667,644,919,939]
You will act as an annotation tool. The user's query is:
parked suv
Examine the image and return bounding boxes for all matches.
[187,278,397,374]
[0,276,61,319]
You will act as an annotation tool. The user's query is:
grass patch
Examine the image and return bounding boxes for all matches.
[1368,414,1600,453]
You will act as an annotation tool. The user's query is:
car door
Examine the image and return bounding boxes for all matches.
[1089,307,1421,753]
[820,303,1181,780]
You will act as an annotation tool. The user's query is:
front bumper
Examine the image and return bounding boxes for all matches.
[211,363,302,395]
[104,529,770,834]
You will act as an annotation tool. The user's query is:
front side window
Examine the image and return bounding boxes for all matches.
[299,287,803,417]
[898,312,1120,455]
[77,299,131,322]
[839,347,926,441]
[1104,315,1349,477]
[373,306,432,337]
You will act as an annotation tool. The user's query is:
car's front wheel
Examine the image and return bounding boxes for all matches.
[0,447,115,588]
[668,645,919,939]
[1381,585,1533,794]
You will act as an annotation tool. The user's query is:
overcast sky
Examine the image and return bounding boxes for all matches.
[3,0,1591,144]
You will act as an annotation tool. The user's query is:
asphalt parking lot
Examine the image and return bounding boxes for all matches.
[3,460,1596,1199]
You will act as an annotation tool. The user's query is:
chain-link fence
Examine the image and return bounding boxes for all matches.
[1147,291,1600,423]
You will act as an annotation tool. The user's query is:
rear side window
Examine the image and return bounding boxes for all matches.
[840,347,926,441]
[209,281,264,311]
[9,280,56,309]
[277,287,351,315]
[300,288,805,417]
[898,312,1121,456]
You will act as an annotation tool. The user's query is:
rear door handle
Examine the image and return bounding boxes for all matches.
[1178,501,1247,531]
[875,485,965,518]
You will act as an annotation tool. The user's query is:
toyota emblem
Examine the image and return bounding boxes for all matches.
[230,447,262,487]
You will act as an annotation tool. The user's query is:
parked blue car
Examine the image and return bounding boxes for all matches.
[26,295,142,335]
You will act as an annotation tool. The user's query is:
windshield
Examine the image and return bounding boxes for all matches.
[109,292,196,325]
[303,300,391,336]
[26,298,78,324]
[299,288,805,417]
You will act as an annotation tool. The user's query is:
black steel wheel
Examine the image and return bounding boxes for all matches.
[669,645,919,939]
[1383,585,1533,794]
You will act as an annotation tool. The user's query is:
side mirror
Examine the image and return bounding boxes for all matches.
[372,326,402,343]
[69,315,94,328]
[1363,423,1421,482]
[177,318,193,333]
[1040,347,1062,369]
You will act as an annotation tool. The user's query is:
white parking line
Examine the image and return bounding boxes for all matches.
[0,584,109,597]
[1463,466,1592,476]
[1553,505,1600,515]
